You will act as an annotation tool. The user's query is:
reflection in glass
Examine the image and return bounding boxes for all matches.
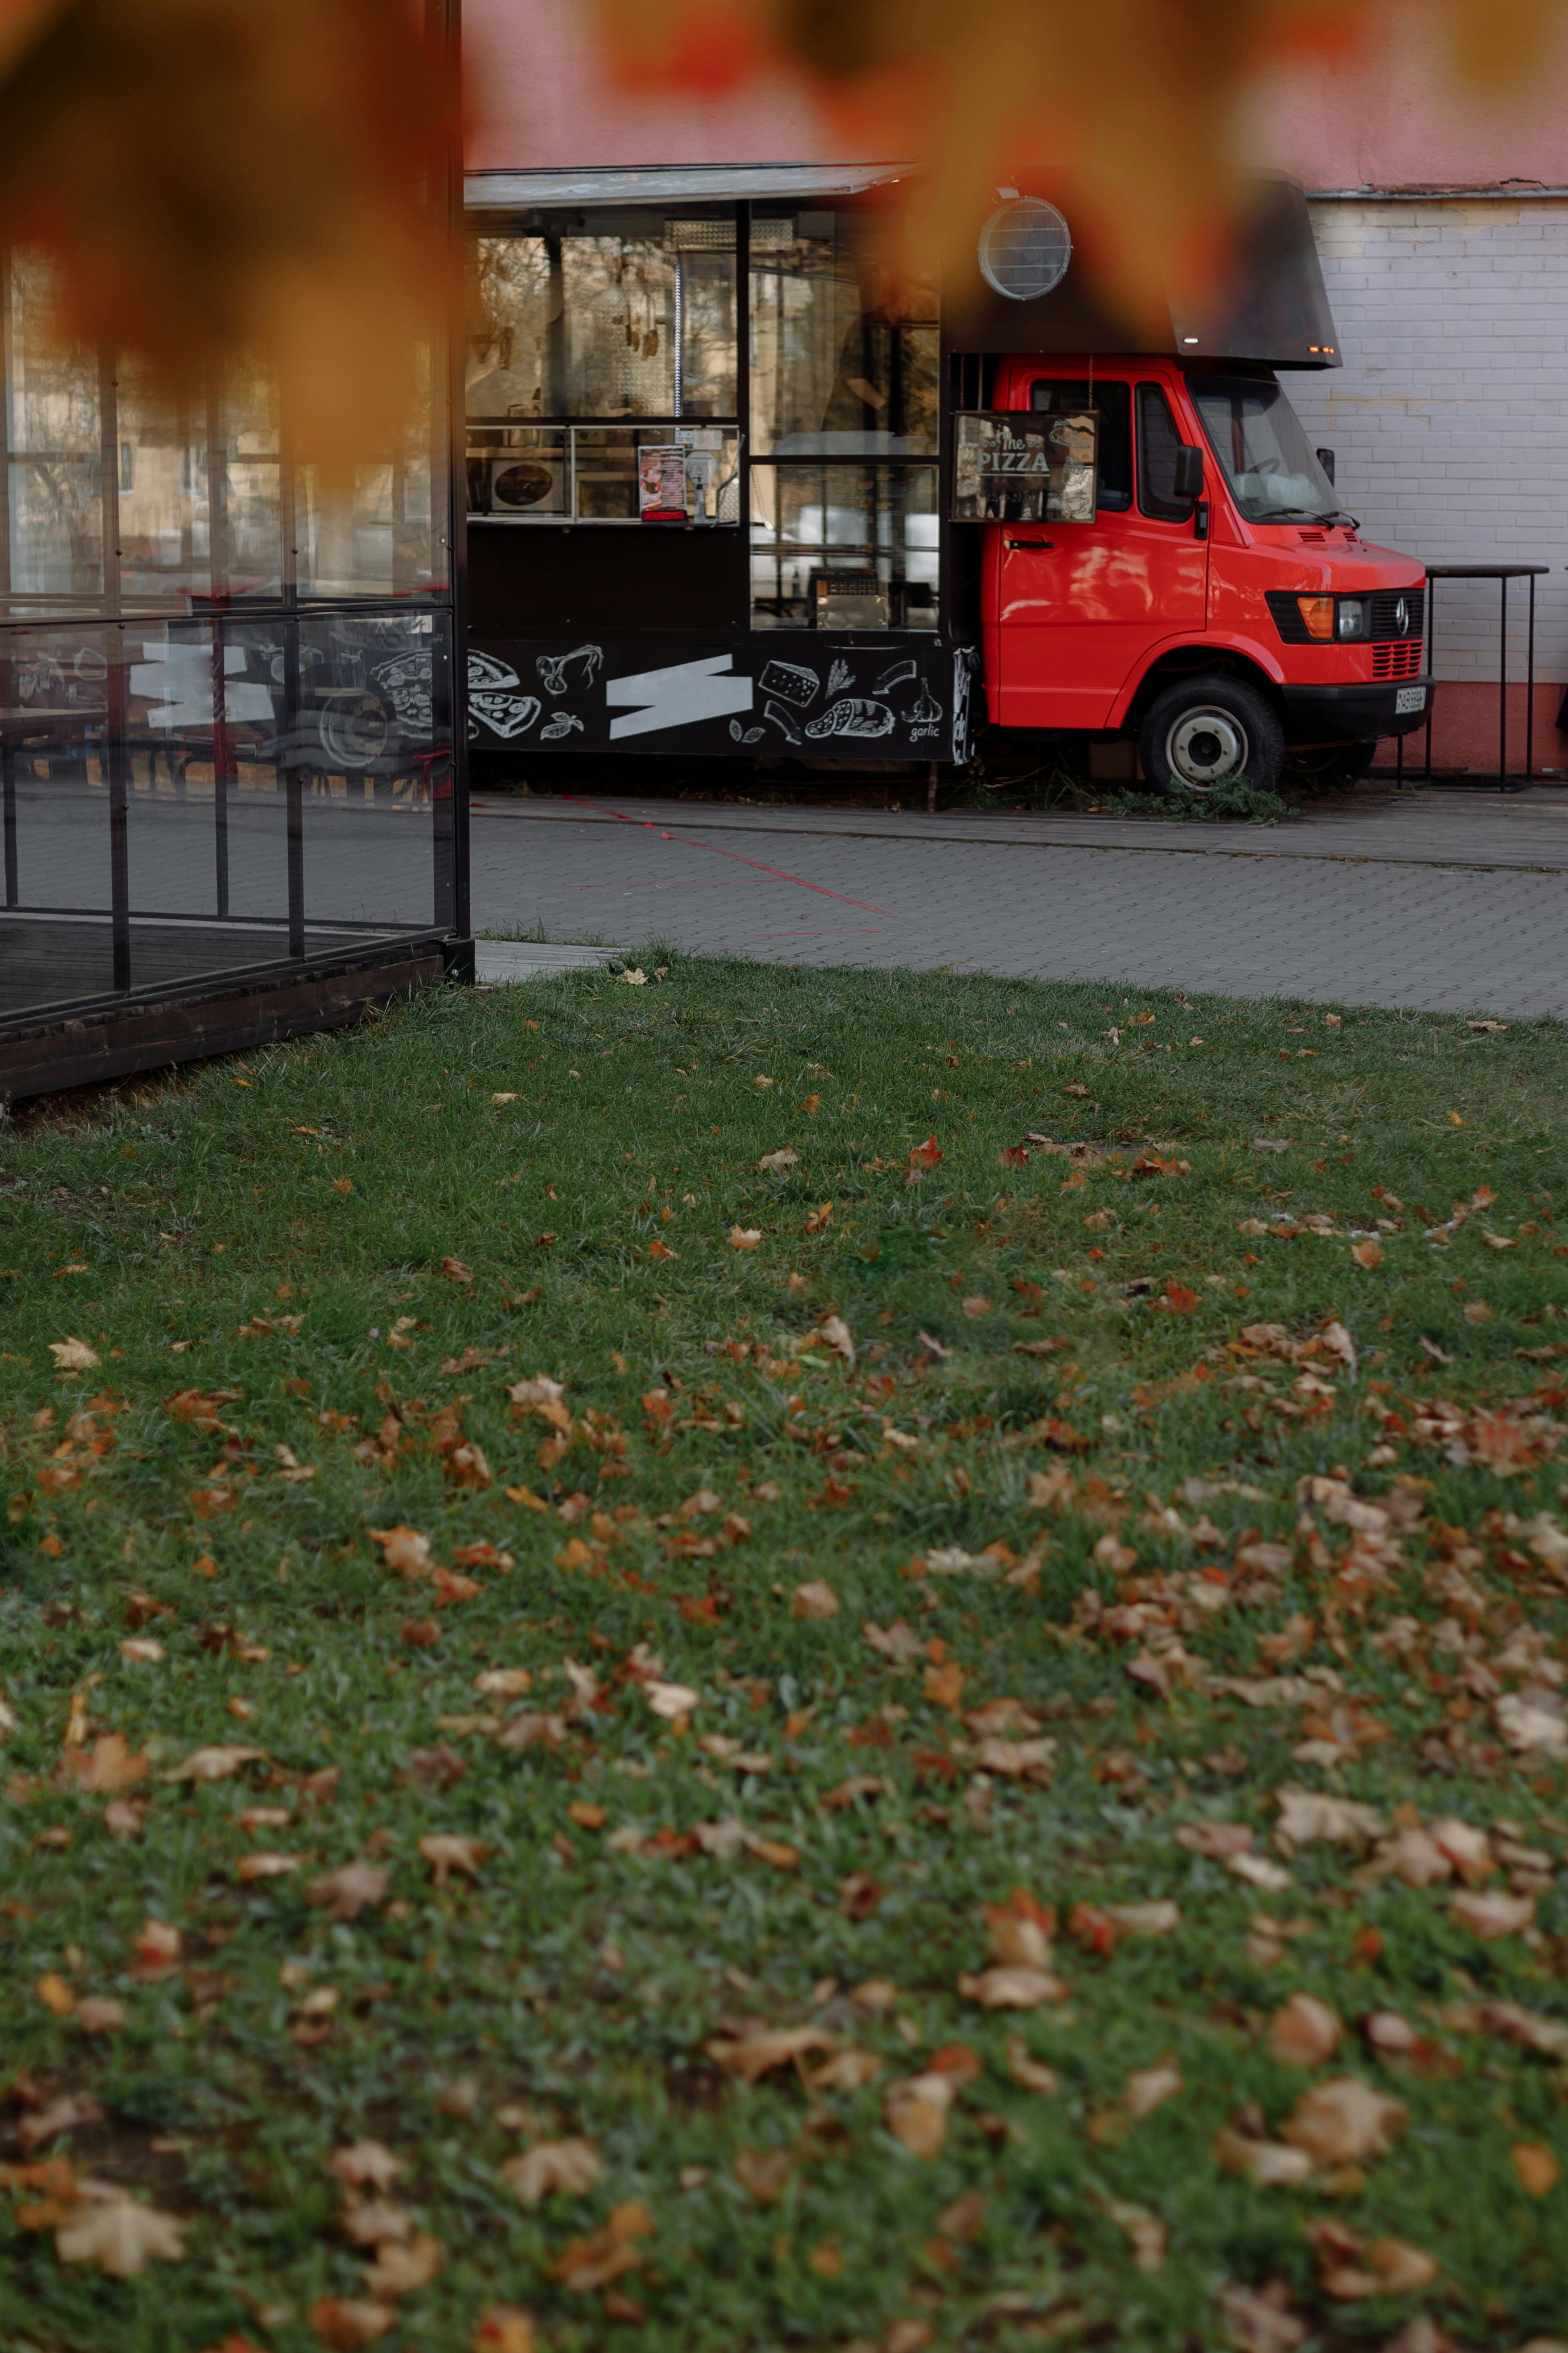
[750,210,938,458]
[750,463,939,629]
[468,216,738,422]
[466,424,739,524]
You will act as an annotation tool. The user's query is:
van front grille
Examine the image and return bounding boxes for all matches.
[1372,639,1424,680]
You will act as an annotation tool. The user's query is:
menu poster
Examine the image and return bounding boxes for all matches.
[638,445,688,522]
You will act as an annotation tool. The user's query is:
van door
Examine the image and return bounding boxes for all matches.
[993,374,1210,730]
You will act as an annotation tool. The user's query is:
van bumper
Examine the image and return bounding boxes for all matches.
[1279,678,1435,743]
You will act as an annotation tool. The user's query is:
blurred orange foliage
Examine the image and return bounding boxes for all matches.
[591,0,1565,326]
[0,0,456,470]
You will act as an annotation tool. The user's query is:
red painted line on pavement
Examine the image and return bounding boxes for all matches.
[558,793,891,916]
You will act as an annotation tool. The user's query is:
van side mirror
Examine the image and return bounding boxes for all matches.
[1315,446,1336,485]
[1172,443,1205,503]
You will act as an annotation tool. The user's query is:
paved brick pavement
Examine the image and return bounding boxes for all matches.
[471,788,1568,1019]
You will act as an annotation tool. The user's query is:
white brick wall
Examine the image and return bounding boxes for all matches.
[1290,200,1568,685]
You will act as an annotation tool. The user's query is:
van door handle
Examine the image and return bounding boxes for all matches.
[1005,537,1053,550]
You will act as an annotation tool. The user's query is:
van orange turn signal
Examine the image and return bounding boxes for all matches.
[1296,595,1335,641]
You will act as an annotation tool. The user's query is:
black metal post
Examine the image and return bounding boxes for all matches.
[1498,573,1508,791]
[99,350,129,990]
[1527,572,1537,782]
[1423,575,1435,781]
[439,0,470,951]
[3,739,16,904]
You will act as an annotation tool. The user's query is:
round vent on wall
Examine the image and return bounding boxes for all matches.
[977,198,1072,302]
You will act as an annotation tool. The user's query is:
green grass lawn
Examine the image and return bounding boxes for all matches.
[3,957,1568,2353]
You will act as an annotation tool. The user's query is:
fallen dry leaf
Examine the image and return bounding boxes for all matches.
[552,2198,651,2291]
[368,1525,435,1579]
[1511,2141,1561,2197]
[791,1579,840,1621]
[708,2025,836,2083]
[308,1863,390,1922]
[1451,1887,1535,1939]
[55,2192,186,2277]
[419,1833,486,1886]
[1124,2062,1182,2120]
[1283,2077,1408,2166]
[57,1733,149,1795]
[362,2230,443,2296]
[1274,1789,1383,1851]
[758,1147,799,1173]
[49,1338,100,1371]
[501,2138,603,2206]
[819,1313,855,1368]
[728,1226,763,1249]
[329,2143,403,2192]
[734,2145,792,2203]
[883,2071,955,2157]
[1006,2037,1060,2094]
[473,2309,538,2353]
[76,1997,127,2037]
[957,1965,1065,2010]
[309,2297,397,2347]
[1268,1993,1342,2068]
[1214,2126,1316,2189]
[1105,2196,1167,2272]
[36,1973,77,2016]
[1214,2281,1309,2352]
[1104,1899,1181,1938]
[645,1680,700,1721]
[1350,1237,1382,1270]
[162,1744,265,1784]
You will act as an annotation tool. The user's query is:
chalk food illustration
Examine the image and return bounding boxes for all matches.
[541,710,584,741]
[906,683,943,726]
[371,652,434,735]
[728,718,767,744]
[535,643,604,698]
[873,657,919,698]
[759,658,820,710]
[805,697,895,740]
[826,658,852,696]
[468,651,541,740]
[763,700,803,744]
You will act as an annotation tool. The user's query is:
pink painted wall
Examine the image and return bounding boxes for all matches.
[464,0,839,169]
[1244,4,1568,189]
[466,0,1568,186]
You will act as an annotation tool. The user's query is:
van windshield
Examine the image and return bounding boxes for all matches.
[1189,374,1347,524]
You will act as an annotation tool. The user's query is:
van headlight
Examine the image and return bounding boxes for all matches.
[1335,599,1370,641]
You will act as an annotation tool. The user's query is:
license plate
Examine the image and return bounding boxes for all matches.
[1396,685,1427,715]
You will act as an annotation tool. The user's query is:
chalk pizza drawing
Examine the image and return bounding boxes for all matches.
[372,653,434,733]
[763,700,802,745]
[759,658,820,709]
[873,657,919,697]
[468,654,541,740]
[804,697,894,741]
[826,658,852,696]
[535,643,604,697]
[541,710,584,740]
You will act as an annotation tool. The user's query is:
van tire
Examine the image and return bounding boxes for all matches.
[1138,677,1284,797]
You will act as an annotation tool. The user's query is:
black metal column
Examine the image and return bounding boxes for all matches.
[99,351,129,990]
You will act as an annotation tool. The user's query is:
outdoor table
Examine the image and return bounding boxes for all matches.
[1395,563,1551,789]
[1,708,106,908]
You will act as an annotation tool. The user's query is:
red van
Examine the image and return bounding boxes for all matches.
[980,355,1429,792]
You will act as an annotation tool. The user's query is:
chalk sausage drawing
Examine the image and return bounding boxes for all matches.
[805,697,894,740]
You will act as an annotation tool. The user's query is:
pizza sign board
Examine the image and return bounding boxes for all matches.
[951,410,1098,523]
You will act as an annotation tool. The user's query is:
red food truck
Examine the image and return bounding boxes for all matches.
[462,167,1430,793]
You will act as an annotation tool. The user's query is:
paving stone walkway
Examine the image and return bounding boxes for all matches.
[471,786,1568,1019]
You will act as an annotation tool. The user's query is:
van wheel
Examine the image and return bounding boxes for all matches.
[1138,678,1284,796]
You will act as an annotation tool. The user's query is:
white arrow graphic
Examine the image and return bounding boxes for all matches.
[605,653,753,742]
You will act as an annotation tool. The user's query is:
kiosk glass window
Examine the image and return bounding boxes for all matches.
[750,463,939,630]
[468,215,737,425]
[750,211,938,458]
